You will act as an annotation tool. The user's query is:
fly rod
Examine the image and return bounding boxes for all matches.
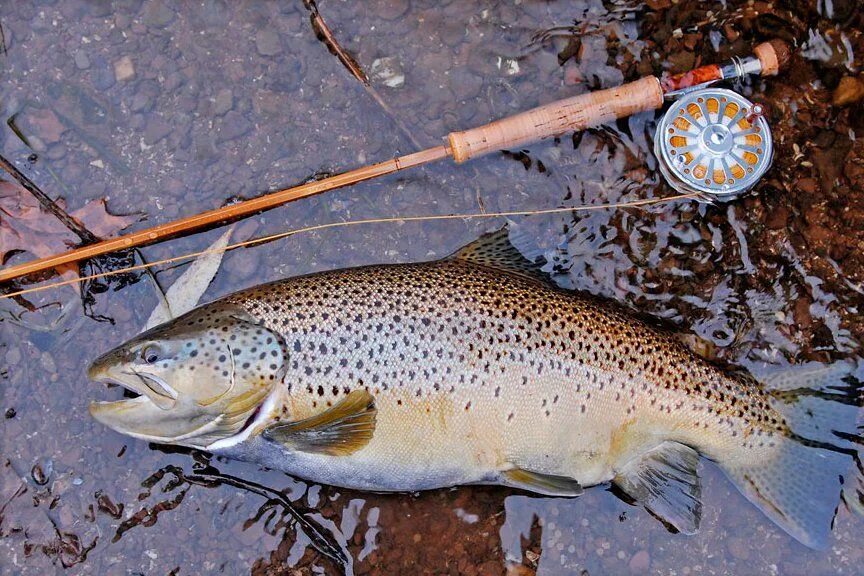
[0,40,788,285]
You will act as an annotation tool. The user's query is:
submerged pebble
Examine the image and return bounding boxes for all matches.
[370,57,405,88]
[90,55,116,90]
[114,56,135,82]
[629,550,650,572]
[142,116,173,145]
[217,110,252,142]
[143,0,175,28]
[213,88,233,116]
[255,28,282,56]
[74,50,90,70]
[31,461,52,486]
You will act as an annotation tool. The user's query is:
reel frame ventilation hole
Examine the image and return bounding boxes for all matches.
[655,88,773,198]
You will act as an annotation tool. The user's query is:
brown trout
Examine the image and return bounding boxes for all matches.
[88,227,863,548]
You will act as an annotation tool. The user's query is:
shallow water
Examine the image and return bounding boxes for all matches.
[1,1,863,574]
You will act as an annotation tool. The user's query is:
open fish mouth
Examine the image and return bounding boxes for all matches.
[92,370,177,408]
[87,364,265,448]
[87,365,208,444]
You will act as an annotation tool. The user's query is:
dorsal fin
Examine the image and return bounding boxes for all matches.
[447,224,548,281]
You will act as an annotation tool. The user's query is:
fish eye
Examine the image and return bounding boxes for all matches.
[140,344,164,365]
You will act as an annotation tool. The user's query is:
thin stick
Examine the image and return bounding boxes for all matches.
[0,146,449,283]
[303,0,367,84]
[303,0,423,150]
[184,468,348,568]
[0,193,697,300]
[0,154,98,243]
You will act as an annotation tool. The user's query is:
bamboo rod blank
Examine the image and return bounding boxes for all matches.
[0,146,450,283]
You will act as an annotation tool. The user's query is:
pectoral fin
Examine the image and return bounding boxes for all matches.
[613,441,702,534]
[263,390,377,456]
[502,467,583,497]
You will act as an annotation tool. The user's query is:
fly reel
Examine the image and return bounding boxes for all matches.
[655,88,773,199]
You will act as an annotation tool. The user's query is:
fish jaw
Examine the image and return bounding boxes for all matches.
[88,364,232,449]
[87,359,176,440]
[89,396,205,445]
[87,356,178,410]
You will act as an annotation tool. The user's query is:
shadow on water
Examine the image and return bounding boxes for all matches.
[1,0,863,574]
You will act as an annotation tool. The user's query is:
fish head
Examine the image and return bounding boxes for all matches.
[88,303,287,449]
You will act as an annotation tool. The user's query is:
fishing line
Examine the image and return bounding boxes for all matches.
[1,192,698,301]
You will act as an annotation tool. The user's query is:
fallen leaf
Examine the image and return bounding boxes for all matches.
[144,225,234,331]
[0,180,140,285]
[69,197,140,238]
[832,75,864,106]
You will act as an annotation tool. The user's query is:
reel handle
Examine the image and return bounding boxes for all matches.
[446,76,664,163]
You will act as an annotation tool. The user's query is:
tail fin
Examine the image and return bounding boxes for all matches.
[721,361,863,549]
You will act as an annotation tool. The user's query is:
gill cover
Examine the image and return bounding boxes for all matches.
[88,304,288,449]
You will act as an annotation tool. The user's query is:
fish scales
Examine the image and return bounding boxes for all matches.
[218,259,777,488]
[87,228,864,548]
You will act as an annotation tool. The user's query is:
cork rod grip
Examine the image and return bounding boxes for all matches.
[753,40,789,76]
[447,76,663,163]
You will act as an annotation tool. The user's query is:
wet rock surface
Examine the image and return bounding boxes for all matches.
[1,1,863,575]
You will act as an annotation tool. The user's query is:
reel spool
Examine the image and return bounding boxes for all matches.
[655,88,773,199]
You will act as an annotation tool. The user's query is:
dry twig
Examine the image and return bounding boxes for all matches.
[302,0,424,150]
[0,154,97,243]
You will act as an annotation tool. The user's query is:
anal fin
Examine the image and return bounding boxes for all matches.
[502,467,583,497]
[263,390,376,456]
[614,441,702,535]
